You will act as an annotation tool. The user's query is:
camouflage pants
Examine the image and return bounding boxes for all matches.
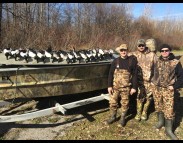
[152,86,175,119]
[137,81,153,103]
[109,87,130,114]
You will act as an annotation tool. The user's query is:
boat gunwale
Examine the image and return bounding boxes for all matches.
[0,61,112,72]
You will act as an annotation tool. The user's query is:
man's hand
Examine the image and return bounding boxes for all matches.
[130,88,136,95]
[108,87,113,95]
[168,86,174,91]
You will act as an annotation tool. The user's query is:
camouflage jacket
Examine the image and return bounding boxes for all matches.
[151,53,183,89]
[129,48,157,82]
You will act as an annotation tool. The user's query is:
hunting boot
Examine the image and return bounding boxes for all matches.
[135,99,143,121]
[165,119,179,140]
[141,100,151,121]
[105,110,117,125]
[154,112,164,129]
[119,110,128,127]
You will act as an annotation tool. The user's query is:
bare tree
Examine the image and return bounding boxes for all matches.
[0,3,2,47]
[0,3,183,51]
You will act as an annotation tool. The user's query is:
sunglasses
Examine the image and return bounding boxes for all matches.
[160,50,170,53]
[120,49,127,52]
[138,44,145,47]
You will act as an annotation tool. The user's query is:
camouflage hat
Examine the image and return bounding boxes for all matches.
[137,39,146,46]
[146,39,156,52]
[115,44,128,53]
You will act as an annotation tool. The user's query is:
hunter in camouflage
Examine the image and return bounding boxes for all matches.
[146,38,157,53]
[151,44,183,140]
[129,39,157,121]
[106,44,138,127]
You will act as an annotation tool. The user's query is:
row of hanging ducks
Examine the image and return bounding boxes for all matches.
[2,47,115,64]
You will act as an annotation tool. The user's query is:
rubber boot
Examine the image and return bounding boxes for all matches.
[154,112,164,129]
[106,110,117,125]
[141,100,151,121]
[119,110,128,127]
[135,99,143,121]
[165,119,179,140]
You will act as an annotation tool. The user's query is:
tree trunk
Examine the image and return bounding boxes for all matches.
[0,3,2,48]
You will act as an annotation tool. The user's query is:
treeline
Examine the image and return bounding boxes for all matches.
[0,3,182,51]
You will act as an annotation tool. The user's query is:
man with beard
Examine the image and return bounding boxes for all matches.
[129,39,157,121]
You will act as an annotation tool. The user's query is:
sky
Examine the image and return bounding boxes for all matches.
[132,3,183,20]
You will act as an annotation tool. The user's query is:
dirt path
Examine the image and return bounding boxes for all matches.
[0,105,108,140]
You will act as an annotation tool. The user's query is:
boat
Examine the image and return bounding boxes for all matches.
[0,53,117,100]
[0,63,112,100]
[0,53,117,122]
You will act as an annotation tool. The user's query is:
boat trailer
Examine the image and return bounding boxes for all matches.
[0,93,110,123]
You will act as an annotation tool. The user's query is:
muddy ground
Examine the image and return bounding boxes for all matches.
[0,89,183,140]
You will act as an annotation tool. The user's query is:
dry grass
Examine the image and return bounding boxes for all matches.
[54,90,183,140]
[54,105,183,140]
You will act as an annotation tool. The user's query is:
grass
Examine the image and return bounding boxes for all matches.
[172,51,183,66]
[48,117,61,123]
[53,89,183,140]
[172,50,183,56]
[54,110,169,140]
[54,99,182,140]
